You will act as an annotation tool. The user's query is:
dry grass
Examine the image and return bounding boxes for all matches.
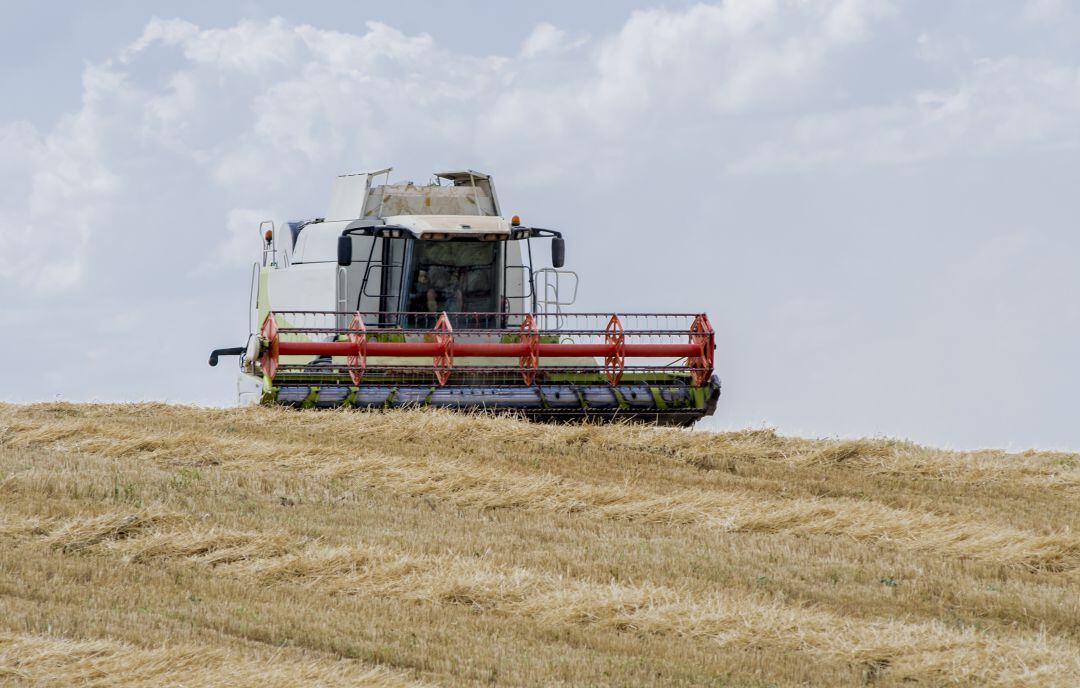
[1,403,1078,686]
[0,633,413,687]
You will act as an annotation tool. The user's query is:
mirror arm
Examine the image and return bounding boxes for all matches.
[526,227,562,239]
[523,227,566,269]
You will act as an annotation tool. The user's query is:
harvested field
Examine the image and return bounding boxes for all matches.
[1,403,1078,686]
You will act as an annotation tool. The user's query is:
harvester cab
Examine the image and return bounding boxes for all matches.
[209,168,720,425]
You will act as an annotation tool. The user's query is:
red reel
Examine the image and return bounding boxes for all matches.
[259,313,280,381]
[603,314,625,386]
[688,313,714,386]
[518,314,540,385]
[433,311,454,386]
[346,313,367,385]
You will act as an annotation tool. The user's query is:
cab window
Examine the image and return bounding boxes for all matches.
[406,241,499,314]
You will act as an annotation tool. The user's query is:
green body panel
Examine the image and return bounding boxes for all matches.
[257,268,270,331]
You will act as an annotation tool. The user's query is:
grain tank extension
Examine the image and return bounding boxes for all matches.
[209,169,720,425]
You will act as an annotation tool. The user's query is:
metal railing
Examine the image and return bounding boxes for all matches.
[533,269,578,330]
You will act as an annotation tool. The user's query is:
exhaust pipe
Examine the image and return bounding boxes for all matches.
[208,347,246,367]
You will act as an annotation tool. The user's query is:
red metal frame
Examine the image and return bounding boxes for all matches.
[275,340,703,359]
[688,313,714,386]
[262,310,715,387]
[603,315,625,385]
[260,313,279,380]
[433,312,454,385]
[518,314,539,385]
[346,313,367,385]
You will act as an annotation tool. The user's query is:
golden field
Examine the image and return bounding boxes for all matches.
[1,403,1078,686]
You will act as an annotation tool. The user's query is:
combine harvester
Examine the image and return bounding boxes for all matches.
[209,169,720,425]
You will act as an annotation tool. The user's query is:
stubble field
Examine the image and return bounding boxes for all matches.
[1,403,1078,686]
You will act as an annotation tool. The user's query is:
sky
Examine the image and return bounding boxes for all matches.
[1,0,1078,450]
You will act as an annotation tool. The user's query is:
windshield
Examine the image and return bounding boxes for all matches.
[406,240,499,314]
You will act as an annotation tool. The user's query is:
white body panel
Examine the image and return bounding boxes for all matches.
[326,170,389,221]
[385,214,511,238]
[266,262,340,312]
[291,220,351,263]
[237,372,263,406]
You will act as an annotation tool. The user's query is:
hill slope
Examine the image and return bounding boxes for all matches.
[1,403,1078,687]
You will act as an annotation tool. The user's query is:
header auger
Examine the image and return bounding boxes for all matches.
[210,168,720,425]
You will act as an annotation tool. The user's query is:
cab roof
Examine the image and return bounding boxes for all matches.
[291,215,513,264]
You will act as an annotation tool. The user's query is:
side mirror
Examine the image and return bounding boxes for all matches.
[337,235,352,266]
[551,236,565,268]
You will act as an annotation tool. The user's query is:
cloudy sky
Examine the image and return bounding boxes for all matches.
[2,0,1078,449]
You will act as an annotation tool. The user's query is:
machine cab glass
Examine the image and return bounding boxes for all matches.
[406,240,499,314]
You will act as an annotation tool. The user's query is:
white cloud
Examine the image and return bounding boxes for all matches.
[483,0,896,180]
[127,17,301,74]
[121,17,199,59]
[520,23,585,58]
[6,1,1076,294]
[733,56,1080,172]
[585,0,893,117]
[0,66,121,292]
